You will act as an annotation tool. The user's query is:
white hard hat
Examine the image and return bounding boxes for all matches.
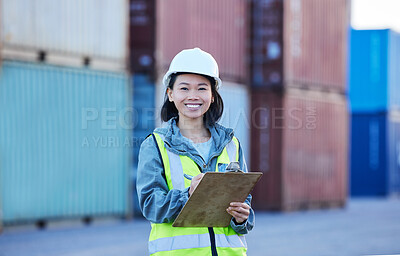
[162,47,222,90]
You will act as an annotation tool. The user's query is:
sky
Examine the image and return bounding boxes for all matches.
[351,0,400,32]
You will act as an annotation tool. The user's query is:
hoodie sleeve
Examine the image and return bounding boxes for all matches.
[230,139,255,234]
[136,135,189,223]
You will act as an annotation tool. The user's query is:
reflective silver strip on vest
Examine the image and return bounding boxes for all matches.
[157,134,185,190]
[215,233,247,249]
[149,233,210,254]
[166,149,185,190]
[149,233,246,254]
[226,140,237,162]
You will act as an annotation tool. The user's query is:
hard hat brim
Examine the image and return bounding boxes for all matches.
[162,71,222,90]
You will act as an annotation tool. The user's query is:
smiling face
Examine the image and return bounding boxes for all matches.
[167,73,214,124]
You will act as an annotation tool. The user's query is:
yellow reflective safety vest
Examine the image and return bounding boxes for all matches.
[149,132,248,256]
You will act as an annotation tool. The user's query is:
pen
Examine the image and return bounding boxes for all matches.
[184,174,193,180]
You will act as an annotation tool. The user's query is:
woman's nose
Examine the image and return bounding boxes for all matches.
[187,90,199,99]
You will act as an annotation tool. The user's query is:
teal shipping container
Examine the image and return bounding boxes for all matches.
[132,73,155,217]
[349,29,400,112]
[0,61,132,225]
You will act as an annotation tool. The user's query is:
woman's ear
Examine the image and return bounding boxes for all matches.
[167,88,173,102]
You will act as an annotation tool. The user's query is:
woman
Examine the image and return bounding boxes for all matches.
[136,48,254,256]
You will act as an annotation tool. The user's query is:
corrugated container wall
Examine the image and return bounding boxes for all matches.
[388,112,400,194]
[219,82,250,167]
[251,0,283,88]
[350,111,400,196]
[349,29,387,112]
[251,89,348,210]
[156,0,248,84]
[1,0,129,72]
[132,74,156,164]
[129,0,156,74]
[389,30,400,110]
[0,61,131,224]
[132,74,155,217]
[349,29,400,112]
[251,0,349,92]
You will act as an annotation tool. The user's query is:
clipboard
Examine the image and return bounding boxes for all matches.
[172,171,263,227]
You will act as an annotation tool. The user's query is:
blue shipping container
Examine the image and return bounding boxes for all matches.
[132,74,155,217]
[132,74,156,136]
[388,112,400,194]
[349,29,400,112]
[0,61,131,224]
[350,112,400,196]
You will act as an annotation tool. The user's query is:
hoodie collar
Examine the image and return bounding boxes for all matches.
[155,117,234,156]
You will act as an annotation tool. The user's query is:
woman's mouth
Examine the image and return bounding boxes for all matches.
[185,104,202,110]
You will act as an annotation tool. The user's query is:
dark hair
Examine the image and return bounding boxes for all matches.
[160,72,224,126]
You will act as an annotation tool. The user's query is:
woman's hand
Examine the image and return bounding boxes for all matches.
[226,202,250,224]
[189,173,204,196]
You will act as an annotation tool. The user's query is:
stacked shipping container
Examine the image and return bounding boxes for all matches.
[130,0,156,74]
[1,0,129,72]
[349,29,400,196]
[129,0,156,217]
[350,112,400,196]
[0,0,131,226]
[156,0,248,83]
[251,0,348,91]
[0,61,131,224]
[251,89,348,210]
[250,0,349,210]
[131,75,155,217]
[219,82,251,163]
[349,29,400,112]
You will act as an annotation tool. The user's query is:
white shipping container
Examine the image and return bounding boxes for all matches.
[219,82,251,169]
[1,0,129,71]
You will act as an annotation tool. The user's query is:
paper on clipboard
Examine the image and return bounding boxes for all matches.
[172,171,263,227]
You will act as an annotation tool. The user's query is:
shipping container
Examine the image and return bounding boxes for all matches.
[388,112,400,194]
[132,74,156,135]
[132,73,155,217]
[1,0,129,72]
[251,0,349,92]
[219,82,251,167]
[156,0,248,84]
[350,111,400,196]
[251,88,348,210]
[0,61,131,224]
[129,0,156,74]
[349,29,400,112]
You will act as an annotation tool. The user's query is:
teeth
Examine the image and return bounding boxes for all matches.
[186,104,200,108]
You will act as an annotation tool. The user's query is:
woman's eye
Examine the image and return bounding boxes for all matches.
[180,87,188,91]
[198,87,207,91]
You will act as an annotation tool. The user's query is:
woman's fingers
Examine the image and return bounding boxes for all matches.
[229,202,250,209]
[189,173,204,196]
[226,202,250,223]
[226,206,250,217]
[226,209,248,223]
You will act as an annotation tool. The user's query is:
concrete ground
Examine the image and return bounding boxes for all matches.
[0,198,399,256]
